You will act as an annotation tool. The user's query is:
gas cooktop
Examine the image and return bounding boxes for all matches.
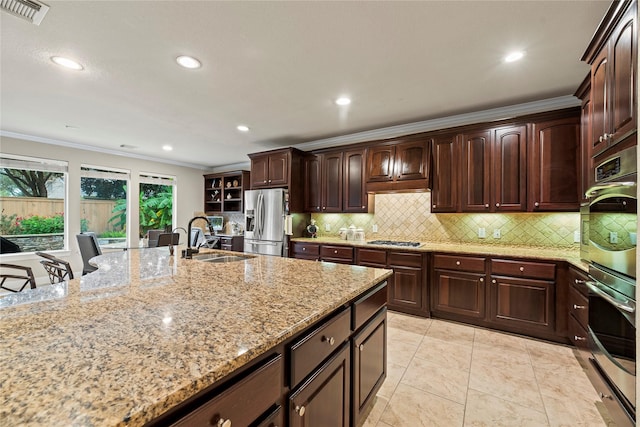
[367,240,422,247]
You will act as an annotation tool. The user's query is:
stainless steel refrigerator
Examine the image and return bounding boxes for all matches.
[244,188,290,256]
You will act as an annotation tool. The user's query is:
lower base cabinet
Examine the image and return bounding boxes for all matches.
[289,343,351,427]
[432,269,486,319]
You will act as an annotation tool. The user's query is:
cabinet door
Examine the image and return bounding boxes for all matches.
[432,269,486,319]
[610,6,636,143]
[580,93,593,201]
[460,130,491,212]
[289,344,350,427]
[304,155,322,212]
[267,152,289,187]
[529,117,580,211]
[343,149,368,213]
[352,309,386,426]
[431,135,459,213]
[493,126,527,211]
[251,155,270,188]
[387,266,425,314]
[321,152,343,212]
[366,145,395,182]
[591,51,609,155]
[489,275,555,334]
[394,140,429,181]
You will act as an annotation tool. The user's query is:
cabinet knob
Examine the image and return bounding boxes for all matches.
[432,204,436,209]
[362,205,365,209]
[217,419,232,427]
[604,133,613,140]
[573,304,586,310]
[334,250,338,254]
[574,335,586,341]
[495,203,500,208]
[295,405,306,416]
[323,335,335,346]
[519,266,524,272]
[268,179,272,183]
[302,247,306,251]
[323,207,326,210]
[479,277,484,282]
[534,202,539,207]
[575,279,585,285]
[492,279,497,284]
[359,344,364,352]
[456,261,461,266]
[485,204,489,208]
[599,135,604,143]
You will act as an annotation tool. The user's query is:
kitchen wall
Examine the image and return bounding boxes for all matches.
[0,135,205,280]
[311,192,580,248]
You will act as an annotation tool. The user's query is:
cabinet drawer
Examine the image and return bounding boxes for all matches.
[221,244,233,251]
[172,354,283,427]
[568,314,589,350]
[491,259,555,280]
[221,237,233,245]
[388,251,423,268]
[433,254,485,272]
[569,284,589,329]
[321,245,354,261]
[357,248,387,266]
[352,281,387,331]
[290,307,352,387]
[293,242,320,256]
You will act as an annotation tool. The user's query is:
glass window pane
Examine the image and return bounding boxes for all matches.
[139,182,174,246]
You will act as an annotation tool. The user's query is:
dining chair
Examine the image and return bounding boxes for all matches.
[76,233,102,275]
[0,263,36,292]
[35,252,74,284]
[147,229,165,248]
[156,233,180,247]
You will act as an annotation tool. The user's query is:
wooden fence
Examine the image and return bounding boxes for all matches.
[1,197,119,234]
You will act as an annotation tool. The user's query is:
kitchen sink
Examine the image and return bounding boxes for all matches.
[192,253,255,263]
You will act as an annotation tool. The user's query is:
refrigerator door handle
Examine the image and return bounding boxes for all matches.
[258,192,266,239]
[255,192,263,239]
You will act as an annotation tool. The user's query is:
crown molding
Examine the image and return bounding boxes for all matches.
[0,131,209,170]
[209,161,251,174]
[294,95,581,152]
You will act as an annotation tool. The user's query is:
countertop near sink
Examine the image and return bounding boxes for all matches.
[291,237,587,271]
[0,247,392,427]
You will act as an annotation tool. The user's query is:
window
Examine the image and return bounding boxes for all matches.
[80,165,130,249]
[139,172,176,246]
[0,154,68,254]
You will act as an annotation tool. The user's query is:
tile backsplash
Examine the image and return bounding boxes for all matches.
[310,192,580,248]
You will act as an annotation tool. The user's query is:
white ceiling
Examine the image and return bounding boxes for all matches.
[0,1,610,170]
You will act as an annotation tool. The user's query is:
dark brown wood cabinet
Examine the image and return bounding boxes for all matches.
[567,267,590,350]
[387,251,428,316]
[291,241,320,261]
[365,138,430,192]
[304,155,322,213]
[321,152,343,213]
[320,245,354,264]
[343,149,370,213]
[220,235,244,252]
[582,0,637,157]
[528,116,580,211]
[203,171,249,214]
[430,134,459,213]
[576,74,593,202]
[249,147,305,212]
[460,130,491,212]
[432,254,487,320]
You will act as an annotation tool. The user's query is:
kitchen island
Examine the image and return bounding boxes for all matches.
[0,248,392,426]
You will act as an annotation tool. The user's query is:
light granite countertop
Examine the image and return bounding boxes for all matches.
[291,237,587,271]
[0,248,392,427]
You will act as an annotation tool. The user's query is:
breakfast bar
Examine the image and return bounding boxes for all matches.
[0,248,392,426]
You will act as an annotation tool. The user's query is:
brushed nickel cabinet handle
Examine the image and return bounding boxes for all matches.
[456,261,461,266]
[574,335,586,341]
[573,304,586,310]
[496,203,500,207]
[323,336,335,345]
[485,204,489,208]
[295,405,306,416]
[359,344,364,351]
[492,279,497,284]
[217,419,232,427]
[479,278,484,282]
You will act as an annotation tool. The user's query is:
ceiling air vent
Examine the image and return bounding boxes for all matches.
[1,0,49,25]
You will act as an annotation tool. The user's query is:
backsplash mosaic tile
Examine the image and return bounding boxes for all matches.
[310,192,580,248]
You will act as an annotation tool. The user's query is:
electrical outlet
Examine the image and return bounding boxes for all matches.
[573,230,581,243]
[478,228,486,238]
[325,223,331,232]
[610,231,618,244]
[493,229,501,239]
[372,224,378,233]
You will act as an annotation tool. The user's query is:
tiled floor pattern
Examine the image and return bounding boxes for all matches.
[364,312,615,427]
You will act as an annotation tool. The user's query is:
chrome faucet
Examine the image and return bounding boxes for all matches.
[184,216,213,259]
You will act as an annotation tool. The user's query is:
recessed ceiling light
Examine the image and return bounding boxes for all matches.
[176,55,201,69]
[335,97,351,106]
[504,51,525,63]
[51,56,84,70]
[237,125,250,132]
[162,145,173,151]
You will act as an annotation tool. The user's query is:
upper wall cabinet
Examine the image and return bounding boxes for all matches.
[365,139,431,193]
[430,134,458,213]
[582,0,637,157]
[204,171,250,214]
[528,116,580,211]
[248,147,305,212]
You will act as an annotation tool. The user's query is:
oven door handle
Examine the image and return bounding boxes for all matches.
[585,181,636,198]
[585,280,636,313]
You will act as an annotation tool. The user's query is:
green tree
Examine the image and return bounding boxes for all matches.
[81,178,126,199]
[108,185,173,236]
[0,168,53,197]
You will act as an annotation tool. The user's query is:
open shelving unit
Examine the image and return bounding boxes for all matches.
[203,170,250,214]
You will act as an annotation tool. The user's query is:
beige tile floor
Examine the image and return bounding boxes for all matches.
[363,311,615,427]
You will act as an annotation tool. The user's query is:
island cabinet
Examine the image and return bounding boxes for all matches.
[582,0,637,157]
[365,138,431,193]
[249,147,305,212]
[431,254,487,321]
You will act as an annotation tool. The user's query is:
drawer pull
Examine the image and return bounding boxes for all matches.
[334,250,338,254]
[456,261,461,266]
[359,344,364,352]
[432,204,436,209]
[519,266,525,272]
[496,203,500,207]
[295,405,306,416]
[322,336,335,346]
[573,304,586,310]
[485,204,489,208]
[575,279,585,285]
[302,247,306,251]
[217,419,232,427]
[574,335,586,341]
[534,202,540,207]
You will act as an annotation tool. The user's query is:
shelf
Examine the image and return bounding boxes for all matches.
[203,170,250,214]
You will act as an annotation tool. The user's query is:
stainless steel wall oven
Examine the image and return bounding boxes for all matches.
[584,145,636,422]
